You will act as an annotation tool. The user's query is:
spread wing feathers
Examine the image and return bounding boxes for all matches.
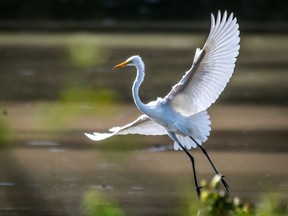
[173,110,211,150]
[164,11,240,115]
[84,115,167,141]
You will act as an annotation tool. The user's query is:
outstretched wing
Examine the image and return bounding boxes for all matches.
[164,11,240,115]
[85,115,167,141]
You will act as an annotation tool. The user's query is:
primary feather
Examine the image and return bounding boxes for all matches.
[164,11,240,115]
[84,115,167,141]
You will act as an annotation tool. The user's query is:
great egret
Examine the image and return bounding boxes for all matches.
[85,11,240,197]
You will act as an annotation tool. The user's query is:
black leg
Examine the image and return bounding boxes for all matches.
[176,141,202,198]
[189,136,229,192]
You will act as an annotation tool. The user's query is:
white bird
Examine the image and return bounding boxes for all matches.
[85,11,240,197]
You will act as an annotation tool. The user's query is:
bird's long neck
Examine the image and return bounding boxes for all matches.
[132,60,149,114]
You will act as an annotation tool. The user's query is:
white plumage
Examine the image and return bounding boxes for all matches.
[165,11,240,115]
[85,11,240,151]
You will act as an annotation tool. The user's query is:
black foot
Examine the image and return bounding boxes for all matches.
[196,186,203,198]
[220,175,229,192]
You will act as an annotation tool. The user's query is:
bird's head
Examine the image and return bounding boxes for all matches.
[114,55,142,69]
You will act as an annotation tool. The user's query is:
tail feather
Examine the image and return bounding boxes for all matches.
[188,110,211,142]
[174,111,211,150]
[174,135,198,150]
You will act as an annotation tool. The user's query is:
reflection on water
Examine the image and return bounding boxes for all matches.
[26,140,60,146]
[0,33,287,215]
[48,148,65,153]
[90,184,114,191]
[0,182,16,187]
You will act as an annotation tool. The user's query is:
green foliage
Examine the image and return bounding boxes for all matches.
[198,175,252,216]
[83,190,125,216]
[183,175,288,216]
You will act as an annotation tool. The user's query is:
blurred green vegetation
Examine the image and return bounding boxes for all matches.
[68,34,110,68]
[0,113,12,148]
[83,190,125,216]
[255,194,288,216]
[60,86,118,105]
[38,86,119,130]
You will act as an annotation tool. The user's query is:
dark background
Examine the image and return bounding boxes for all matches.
[0,0,287,32]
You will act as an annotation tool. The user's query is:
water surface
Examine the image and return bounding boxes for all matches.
[0,33,287,215]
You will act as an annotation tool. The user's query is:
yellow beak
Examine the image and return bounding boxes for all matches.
[114,60,129,69]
